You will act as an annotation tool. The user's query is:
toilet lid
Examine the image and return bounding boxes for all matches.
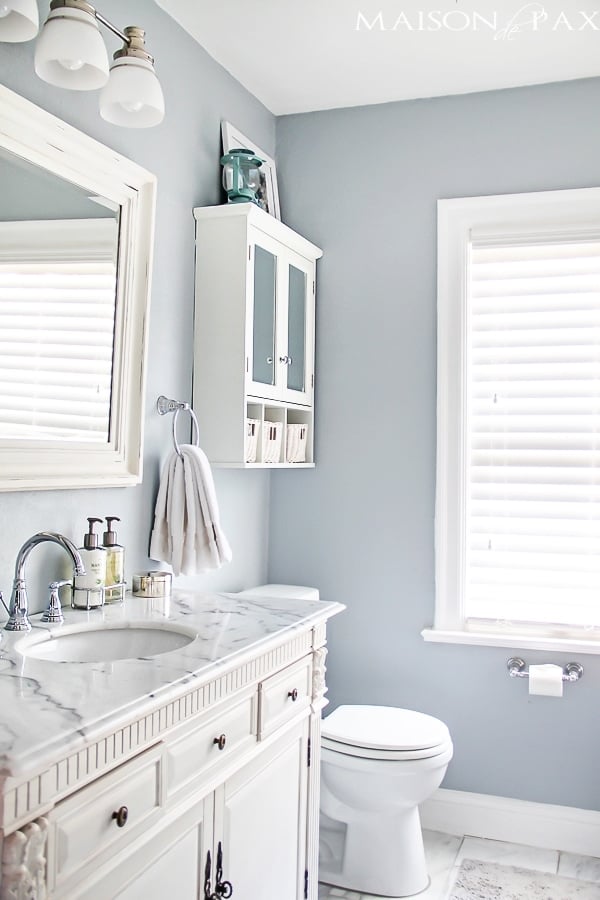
[321,705,450,752]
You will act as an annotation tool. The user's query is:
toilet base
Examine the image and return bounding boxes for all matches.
[319,805,429,897]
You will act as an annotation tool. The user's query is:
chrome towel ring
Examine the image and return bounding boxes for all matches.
[157,395,200,458]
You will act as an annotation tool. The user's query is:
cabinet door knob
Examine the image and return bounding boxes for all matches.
[288,688,299,702]
[279,355,293,365]
[112,805,129,828]
[214,733,227,750]
[266,357,273,364]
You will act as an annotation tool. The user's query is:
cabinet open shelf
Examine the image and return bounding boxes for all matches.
[245,400,313,467]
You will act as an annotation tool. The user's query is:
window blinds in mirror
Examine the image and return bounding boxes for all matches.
[0,218,118,443]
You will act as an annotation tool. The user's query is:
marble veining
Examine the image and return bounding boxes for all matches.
[0,590,342,780]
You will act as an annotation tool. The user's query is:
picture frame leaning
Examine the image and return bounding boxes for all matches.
[221,121,281,220]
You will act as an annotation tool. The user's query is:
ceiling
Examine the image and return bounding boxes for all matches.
[156,0,600,115]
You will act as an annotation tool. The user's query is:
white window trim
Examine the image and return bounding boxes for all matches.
[425,187,600,654]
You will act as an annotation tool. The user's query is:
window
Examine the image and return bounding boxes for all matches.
[426,188,600,651]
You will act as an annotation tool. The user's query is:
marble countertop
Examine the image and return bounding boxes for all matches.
[0,590,343,780]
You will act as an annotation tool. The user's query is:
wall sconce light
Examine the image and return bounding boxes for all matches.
[0,0,38,42]
[0,0,164,128]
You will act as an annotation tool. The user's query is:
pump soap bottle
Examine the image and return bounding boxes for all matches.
[103,516,125,603]
[73,517,106,608]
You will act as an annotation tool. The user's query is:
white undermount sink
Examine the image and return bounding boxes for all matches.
[15,623,198,663]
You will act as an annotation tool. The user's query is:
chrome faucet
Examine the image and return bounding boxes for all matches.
[2,532,85,632]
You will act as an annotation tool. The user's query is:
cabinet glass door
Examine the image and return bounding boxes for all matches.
[252,245,276,386]
[287,264,307,393]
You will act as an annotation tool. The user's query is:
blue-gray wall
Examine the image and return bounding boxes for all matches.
[0,0,274,606]
[270,79,600,811]
[2,2,599,813]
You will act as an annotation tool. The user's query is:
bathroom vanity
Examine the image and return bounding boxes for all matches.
[0,590,342,899]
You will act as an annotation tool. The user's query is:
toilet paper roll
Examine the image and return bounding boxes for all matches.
[528,664,563,697]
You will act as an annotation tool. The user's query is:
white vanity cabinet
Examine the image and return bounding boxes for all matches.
[0,611,334,900]
[70,722,309,900]
[192,203,322,467]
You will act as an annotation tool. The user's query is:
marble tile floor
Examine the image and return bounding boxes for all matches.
[318,831,600,899]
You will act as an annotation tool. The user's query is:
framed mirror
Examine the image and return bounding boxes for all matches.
[0,85,156,491]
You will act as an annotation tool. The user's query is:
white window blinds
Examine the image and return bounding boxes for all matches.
[466,235,600,630]
[0,218,118,443]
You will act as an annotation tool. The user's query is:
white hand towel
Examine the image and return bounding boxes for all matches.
[149,444,232,575]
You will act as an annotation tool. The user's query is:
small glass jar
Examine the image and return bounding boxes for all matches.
[221,148,263,204]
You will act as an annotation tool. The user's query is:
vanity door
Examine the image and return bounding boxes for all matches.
[213,719,310,900]
[113,819,207,900]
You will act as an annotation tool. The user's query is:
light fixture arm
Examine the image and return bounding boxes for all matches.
[93,9,128,45]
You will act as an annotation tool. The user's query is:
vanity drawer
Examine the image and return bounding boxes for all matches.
[259,656,313,738]
[167,689,257,797]
[48,745,163,891]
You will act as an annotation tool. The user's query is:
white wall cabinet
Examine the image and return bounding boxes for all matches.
[193,203,322,467]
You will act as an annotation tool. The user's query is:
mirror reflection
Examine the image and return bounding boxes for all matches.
[0,147,119,444]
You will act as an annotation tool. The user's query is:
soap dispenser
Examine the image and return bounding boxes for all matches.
[73,517,106,609]
[103,516,125,603]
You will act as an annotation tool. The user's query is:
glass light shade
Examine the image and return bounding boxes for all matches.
[0,0,38,41]
[99,57,164,128]
[221,149,264,204]
[34,6,108,90]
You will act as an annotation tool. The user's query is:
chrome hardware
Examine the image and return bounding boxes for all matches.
[214,734,227,751]
[288,688,299,702]
[507,657,584,683]
[279,355,293,365]
[41,579,71,624]
[266,357,273,364]
[112,805,129,828]
[71,581,127,610]
[157,394,200,458]
[564,662,584,681]
[4,532,85,632]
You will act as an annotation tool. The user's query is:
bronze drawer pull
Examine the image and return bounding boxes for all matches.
[112,805,129,828]
[214,734,227,750]
[288,688,299,702]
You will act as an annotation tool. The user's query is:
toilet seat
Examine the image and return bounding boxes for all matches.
[321,735,452,761]
[322,705,451,761]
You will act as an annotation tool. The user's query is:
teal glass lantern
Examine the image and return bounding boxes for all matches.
[221,148,264,204]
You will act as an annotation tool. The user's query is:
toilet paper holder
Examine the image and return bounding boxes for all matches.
[507,657,584,683]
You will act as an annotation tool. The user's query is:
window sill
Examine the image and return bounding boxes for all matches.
[421,628,600,655]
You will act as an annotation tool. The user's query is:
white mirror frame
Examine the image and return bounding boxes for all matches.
[0,84,156,491]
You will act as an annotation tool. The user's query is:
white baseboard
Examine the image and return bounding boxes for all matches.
[420,788,600,857]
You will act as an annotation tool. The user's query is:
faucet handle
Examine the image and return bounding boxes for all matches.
[41,580,70,624]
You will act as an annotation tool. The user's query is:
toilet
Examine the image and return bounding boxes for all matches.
[320,704,452,897]
[235,584,453,898]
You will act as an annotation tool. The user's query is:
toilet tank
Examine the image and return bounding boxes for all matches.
[235,584,320,602]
